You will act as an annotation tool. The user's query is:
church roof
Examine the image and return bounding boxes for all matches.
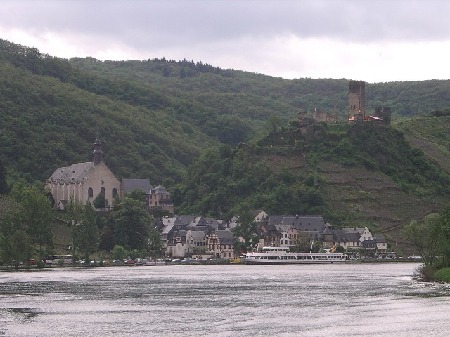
[122,178,153,194]
[48,162,95,184]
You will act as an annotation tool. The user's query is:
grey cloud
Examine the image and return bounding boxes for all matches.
[2,0,450,50]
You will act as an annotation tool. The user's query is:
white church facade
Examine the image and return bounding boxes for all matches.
[46,139,121,209]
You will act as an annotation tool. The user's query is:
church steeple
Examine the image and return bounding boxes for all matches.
[93,138,103,165]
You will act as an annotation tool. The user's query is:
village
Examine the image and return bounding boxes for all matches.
[44,80,392,262]
[45,143,390,262]
[157,212,389,260]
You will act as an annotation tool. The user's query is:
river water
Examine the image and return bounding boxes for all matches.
[0,263,449,337]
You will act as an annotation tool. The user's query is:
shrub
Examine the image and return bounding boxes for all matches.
[433,267,450,283]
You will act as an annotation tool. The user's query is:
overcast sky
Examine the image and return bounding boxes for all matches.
[1,0,450,83]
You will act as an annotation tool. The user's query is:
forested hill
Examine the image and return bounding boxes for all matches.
[1,38,450,192]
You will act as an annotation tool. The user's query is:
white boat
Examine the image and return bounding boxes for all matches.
[244,246,347,264]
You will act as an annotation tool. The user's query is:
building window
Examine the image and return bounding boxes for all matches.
[112,188,118,198]
[88,187,93,198]
[101,187,105,196]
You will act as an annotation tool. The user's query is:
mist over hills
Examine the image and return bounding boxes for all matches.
[1,38,450,244]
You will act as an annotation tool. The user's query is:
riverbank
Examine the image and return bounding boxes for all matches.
[417,265,450,283]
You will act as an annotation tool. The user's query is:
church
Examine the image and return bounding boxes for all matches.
[46,139,121,209]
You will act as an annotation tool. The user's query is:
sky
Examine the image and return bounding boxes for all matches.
[1,0,450,83]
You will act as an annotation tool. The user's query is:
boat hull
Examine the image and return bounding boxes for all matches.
[244,259,345,265]
[244,251,347,265]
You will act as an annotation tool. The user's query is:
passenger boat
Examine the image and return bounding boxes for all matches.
[244,246,347,264]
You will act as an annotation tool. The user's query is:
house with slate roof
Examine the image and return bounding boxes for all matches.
[46,139,121,209]
[160,215,236,259]
[262,215,327,248]
[121,178,153,196]
[148,185,174,213]
[207,230,235,259]
[255,214,388,256]
[373,234,387,253]
[121,178,174,214]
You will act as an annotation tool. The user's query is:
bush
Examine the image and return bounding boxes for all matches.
[433,267,450,283]
[416,265,437,282]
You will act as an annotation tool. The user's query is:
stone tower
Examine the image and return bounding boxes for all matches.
[349,80,366,119]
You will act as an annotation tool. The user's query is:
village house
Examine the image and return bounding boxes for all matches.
[206,230,234,259]
[46,139,121,209]
[148,185,174,214]
[161,215,235,259]
[121,178,174,214]
[258,215,327,248]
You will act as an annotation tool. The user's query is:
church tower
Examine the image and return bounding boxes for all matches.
[93,138,103,165]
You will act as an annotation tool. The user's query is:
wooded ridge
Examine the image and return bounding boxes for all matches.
[0,39,450,245]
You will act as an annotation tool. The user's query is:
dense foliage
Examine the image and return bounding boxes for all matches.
[0,185,53,267]
[404,204,450,281]
[175,119,450,221]
[1,39,450,255]
[174,145,325,219]
[2,38,450,190]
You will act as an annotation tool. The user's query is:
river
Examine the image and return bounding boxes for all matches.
[0,263,449,337]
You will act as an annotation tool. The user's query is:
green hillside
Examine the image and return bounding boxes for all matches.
[175,120,450,247]
[0,40,217,184]
[1,38,450,245]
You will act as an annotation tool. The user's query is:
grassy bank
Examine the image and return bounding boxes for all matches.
[433,267,450,283]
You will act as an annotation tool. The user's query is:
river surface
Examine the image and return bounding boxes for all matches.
[0,263,449,337]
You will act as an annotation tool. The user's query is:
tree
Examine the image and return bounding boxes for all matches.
[111,197,153,251]
[93,193,106,209]
[232,211,259,253]
[73,203,99,261]
[0,197,31,268]
[289,232,320,253]
[148,228,163,257]
[14,186,54,257]
[0,186,54,265]
[64,200,99,262]
[439,204,450,267]
[403,213,445,266]
[111,245,128,261]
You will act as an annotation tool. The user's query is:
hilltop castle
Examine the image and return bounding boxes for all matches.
[298,80,392,125]
[347,80,392,125]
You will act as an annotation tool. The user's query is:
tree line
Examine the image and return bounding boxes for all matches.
[0,182,162,269]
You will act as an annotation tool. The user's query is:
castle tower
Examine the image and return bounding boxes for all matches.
[93,138,103,165]
[349,80,366,119]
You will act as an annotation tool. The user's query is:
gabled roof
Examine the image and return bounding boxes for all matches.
[332,230,360,243]
[174,215,197,227]
[374,234,386,243]
[151,185,169,194]
[162,221,175,235]
[268,215,285,227]
[48,162,95,184]
[282,215,325,232]
[189,230,206,241]
[122,178,153,194]
[214,230,234,245]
